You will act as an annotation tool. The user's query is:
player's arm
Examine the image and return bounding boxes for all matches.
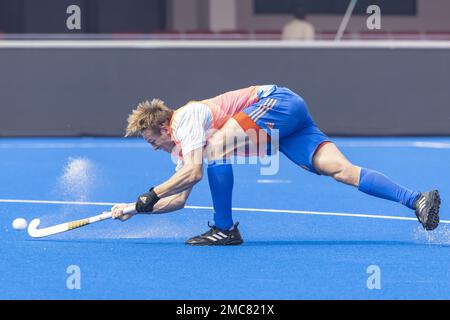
[153,147,203,198]
[111,188,192,221]
[152,188,192,213]
[120,147,203,217]
[111,149,201,220]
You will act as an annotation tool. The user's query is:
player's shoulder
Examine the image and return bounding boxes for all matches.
[173,101,211,119]
[181,100,209,110]
[171,101,212,130]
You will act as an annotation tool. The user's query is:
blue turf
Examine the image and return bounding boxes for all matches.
[0,137,449,299]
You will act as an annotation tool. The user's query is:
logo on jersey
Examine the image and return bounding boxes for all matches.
[265,122,275,130]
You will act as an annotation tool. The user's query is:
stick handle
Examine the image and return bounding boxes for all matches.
[123,205,136,214]
[94,204,136,222]
[93,211,112,222]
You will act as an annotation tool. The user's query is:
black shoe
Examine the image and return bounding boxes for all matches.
[185,222,244,246]
[414,190,441,231]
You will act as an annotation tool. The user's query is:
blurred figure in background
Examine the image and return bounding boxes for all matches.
[282,6,315,40]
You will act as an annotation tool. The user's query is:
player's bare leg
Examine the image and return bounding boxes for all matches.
[312,142,440,230]
[312,142,360,187]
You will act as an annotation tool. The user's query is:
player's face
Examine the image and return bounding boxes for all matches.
[142,128,175,153]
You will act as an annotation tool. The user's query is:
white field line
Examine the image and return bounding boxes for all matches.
[0,199,116,206]
[0,143,148,149]
[337,141,450,149]
[256,179,292,184]
[0,198,448,224]
[0,141,449,149]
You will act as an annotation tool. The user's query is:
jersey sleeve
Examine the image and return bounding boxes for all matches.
[172,103,213,157]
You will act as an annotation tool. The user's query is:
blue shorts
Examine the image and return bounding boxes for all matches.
[233,86,331,174]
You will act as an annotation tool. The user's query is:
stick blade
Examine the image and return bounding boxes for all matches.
[26,210,117,239]
[27,218,43,238]
[27,218,69,238]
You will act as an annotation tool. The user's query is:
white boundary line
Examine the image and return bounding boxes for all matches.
[0,40,450,49]
[1,198,448,224]
[0,199,116,206]
[256,179,292,184]
[0,142,148,149]
[337,141,450,149]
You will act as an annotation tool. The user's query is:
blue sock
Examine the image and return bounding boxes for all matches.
[207,161,234,230]
[358,168,420,209]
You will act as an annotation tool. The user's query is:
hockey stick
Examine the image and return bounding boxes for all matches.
[27,205,136,238]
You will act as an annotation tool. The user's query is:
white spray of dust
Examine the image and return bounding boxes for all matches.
[96,221,188,239]
[413,225,450,245]
[50,159,212,240]
[58,157,96,202]
[43,157,98,230]
[53,218,192,240]
[51,210,210,240]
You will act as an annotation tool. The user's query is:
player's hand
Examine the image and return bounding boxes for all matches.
[111,203,135,222]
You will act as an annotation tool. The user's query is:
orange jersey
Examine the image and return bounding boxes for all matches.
[169,85,276,167]
[201,86,260,129]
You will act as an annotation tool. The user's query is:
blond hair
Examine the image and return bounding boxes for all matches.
[125,99,174,137]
